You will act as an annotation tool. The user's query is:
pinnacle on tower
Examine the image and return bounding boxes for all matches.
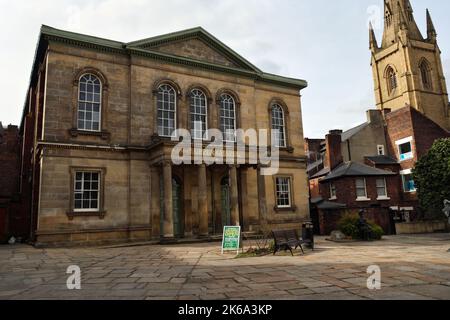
[426,9,437,40]
[369,22,379,51]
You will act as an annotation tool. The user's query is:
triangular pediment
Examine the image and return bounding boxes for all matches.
[127,27,260,72]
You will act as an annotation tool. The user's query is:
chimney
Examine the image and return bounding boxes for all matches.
[325,130,343,170]
[366,109,383,124]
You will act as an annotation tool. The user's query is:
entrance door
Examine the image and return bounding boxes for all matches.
[221,177,231,229]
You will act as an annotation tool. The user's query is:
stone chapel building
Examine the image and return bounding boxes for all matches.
[19,25,310,246]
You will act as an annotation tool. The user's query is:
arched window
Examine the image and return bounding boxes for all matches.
[219,94,236,142]
[157,84,177,137]
[78,74,101,131]
[419,60,432,90]
[190,89,208,140]
[271,104,287,148]
[386,67,397,95]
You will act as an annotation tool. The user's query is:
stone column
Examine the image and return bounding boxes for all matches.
[230,165,240,226]
[198,164,209,236]
[257,166,268,222]
[163,161,174,238]
[184,167,193,237]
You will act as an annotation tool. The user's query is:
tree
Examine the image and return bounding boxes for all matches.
[412,138,450,220]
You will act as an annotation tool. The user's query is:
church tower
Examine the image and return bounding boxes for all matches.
[370,0,450,130]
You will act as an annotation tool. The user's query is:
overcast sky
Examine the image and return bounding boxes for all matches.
[1,0,449,138]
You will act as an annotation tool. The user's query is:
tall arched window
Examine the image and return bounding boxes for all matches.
[157,84,177,137]
[271,104,286,148]
[386,67,397,95]
[190,89,208,140]
[219,94,236,142]
[78,74,101,131]
[419,60,432,90]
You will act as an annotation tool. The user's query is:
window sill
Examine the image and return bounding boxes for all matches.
[278,146,295,154]
[67,211,106,221]
[69,129,111,140]
[356,197,371,202]
[329,196,337,201]
[274,205,297,212]
[377,196,391,201]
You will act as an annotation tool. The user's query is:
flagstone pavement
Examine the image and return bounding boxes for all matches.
[0,234,449,300]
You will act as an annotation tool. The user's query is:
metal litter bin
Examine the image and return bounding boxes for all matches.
[302,222,314,250]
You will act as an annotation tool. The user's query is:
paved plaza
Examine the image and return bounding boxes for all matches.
[0,234,449,300]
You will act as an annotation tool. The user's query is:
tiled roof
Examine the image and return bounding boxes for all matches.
[365,155,399,165]
[321,162,396,182]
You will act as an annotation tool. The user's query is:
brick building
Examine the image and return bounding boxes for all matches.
[0,124,23,243]
[17,25,311,246]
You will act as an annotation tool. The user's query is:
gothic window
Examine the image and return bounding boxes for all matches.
[386,67,397,95]
[419,60,432,90]
[78,74,101,131]
[157,84,177,137]
[219,94,236,142]
[271,104,287,148]
[190,89,208,140]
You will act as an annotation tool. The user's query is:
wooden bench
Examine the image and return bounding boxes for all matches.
[272,230,305,256]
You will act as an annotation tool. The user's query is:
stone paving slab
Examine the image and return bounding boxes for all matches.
[0,234,449,300]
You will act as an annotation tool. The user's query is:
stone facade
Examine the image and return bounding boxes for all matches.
[19,26,310,246]
[370,0,450,130]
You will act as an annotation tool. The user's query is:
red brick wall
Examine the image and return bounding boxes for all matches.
[0,125,20,199]
[317,175,401,234]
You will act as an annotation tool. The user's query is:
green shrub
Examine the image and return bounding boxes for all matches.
[337,211,384,240]
[337,212,360,239]
[369,223,384,240]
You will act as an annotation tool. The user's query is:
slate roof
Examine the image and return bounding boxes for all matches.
[365,155,399,165]
[341,122,368,141]
[321,161,396,182]
[311,197,347,210]
[310,167,331,179]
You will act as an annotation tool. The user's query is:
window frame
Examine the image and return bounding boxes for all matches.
[275,176,293,209]
[271,104,287,148]
[157,84,178,138]
[73,171,101,213]
[68,167,106,220]
[400,169,416,193]
[355,178,369,201]
[77,73,102,133]
[70,68,110,140]
[376,178,389,200]
[377,145,385,156]
[189,89,209,140]
[329,182,337,200]
[396,137,414,162]
[219,93,237,143]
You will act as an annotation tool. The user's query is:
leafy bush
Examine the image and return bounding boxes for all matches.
[337,212,360,239]
[412,138,450,220]
[337,211,384,240]
[369,223,384,240]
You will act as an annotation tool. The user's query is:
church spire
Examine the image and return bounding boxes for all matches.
[381,0,423,48]
[426,9,437,41]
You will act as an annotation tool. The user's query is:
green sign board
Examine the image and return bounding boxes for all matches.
[221,226,241,254]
